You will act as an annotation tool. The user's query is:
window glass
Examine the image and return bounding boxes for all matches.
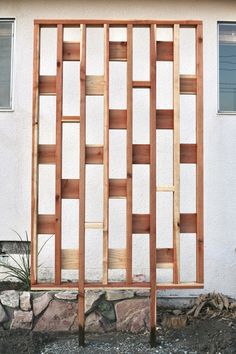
[0,20,14,109]
[219,23,236,112]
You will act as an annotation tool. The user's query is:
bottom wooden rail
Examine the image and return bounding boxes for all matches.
[31,282,204,290]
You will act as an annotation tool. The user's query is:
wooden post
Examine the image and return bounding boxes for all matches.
[126,24,133,284]
[150,24,157,347]
[79,23,86,346]
[31,23,40,285]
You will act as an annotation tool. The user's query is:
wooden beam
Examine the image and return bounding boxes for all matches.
[173,24,180,284]
[61,179,80,199]
[38,144,56,164]
[62,249,79,269]
[156,41,173,61]
[37,215,55,234]
[39,75,56,95]
[109,179,127,198]
[126,24,133,284]
[180,213,197,233]
[196,24,204,284]
[85,75,104,95]
[85,145,103,164]
[180,75,197,95]
[180,144,197,164]
[133,144,150,164]
[63,41,80,61]
[133,80,151,88]
[55,24,63,285]
[109,41,127,61]
[150,24,157,347]
[103,24,109,284]
[156,109,174,129]
[132,214,150,234]
[31,23,40,285]
[109,109,127,129]
[108,248,126,269]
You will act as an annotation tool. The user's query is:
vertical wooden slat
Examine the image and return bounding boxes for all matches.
[79,24,86,346]
[126,24,133,284]
[173,24,180,284]
[55,25,63,285]
[150,24,157,347]
[196,24,204,283]
[103,24,109,284]
[31,24,40,285]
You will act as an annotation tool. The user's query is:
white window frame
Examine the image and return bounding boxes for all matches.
[0,18,15,112]
[218,21,236,115]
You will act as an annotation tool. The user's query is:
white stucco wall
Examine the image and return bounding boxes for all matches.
[0,0,236,297]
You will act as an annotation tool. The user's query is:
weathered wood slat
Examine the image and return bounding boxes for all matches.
[38,144,56,164]
[108,248,126,269]
[180,213,197,233]
[61,179,80,199]
[85,145,104,164]
[86,75,104,95]
[180,144,197,163]
[38,215,55,234]
[109,41,127,61]
[180,75,197,94]
[133,144,150,164]
[132,214,150,234]
[156,41,173,61]
[133,81,151,88]
[109,109,127,129]
[62,249,79,269]
[156,109,174,129]
[63,42,80,61]
[109,179,127,198]
[39,75,56,95]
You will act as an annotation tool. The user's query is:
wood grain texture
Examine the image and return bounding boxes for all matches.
[109,109,127,129]
[31,23,40,285]
[85,145,103,164]
[62,249,79,269]
[108,248,126,269]
[156,41,173,61]
[55,25,63,285]
[156,109,174,129]
[132,144,150,164]
[103,24,109,284]
[86,75,104,95]
[132,214,150,234]
[150,24,157,347]
[196,24,204,283]
[126,24,133,284]
[180,144,197,163]
[109,41,127,61]
[37,215,55,234]
[79,24,86,346]
[61,179,80,199]
[63,41,80,61]
[109,179,127,198]
[39,75,56,95]
[38,144,56,164]
[180,213,197,233]
[180,75,197,94]
[173,24,180,284]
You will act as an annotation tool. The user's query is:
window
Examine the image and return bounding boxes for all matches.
[218,22,236,113]
[0,19,14,110]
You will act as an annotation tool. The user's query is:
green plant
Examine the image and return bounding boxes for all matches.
[0,230,52,290]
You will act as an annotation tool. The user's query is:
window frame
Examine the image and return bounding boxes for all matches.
[0,18,15,112]
[217,21,236,115]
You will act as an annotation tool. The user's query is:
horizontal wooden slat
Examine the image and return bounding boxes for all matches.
[156,109,174,129]
[61,179,80,199]
[63,42,80,61]
[85,145,103,164]
[86,75,104,95]
[108,248,126,269]
[109,179,127,198]
[109,41,127,61]
[61,249,78,269]
[133,144,150,164]
[156,248,174,263]
[109,109,127,129]
[62,116,80,122]
[156,186,175,192]
[38,215,55,234]
[156,41,173,61]
[180,144,197,163]
[39,76,56,95]
[85,222,103,229]
[132,214,150,234]
[180,75,197,94]
[180,213,197,233]
[38,145,56,164]
[133,81,151,88]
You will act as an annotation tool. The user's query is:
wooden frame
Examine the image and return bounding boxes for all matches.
[31,19,203,346]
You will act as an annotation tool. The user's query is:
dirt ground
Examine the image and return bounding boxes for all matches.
[0,314,235,354]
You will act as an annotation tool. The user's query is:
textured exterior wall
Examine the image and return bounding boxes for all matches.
[0,0,236,296]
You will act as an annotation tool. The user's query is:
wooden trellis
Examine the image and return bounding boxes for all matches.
[31,19,203,346]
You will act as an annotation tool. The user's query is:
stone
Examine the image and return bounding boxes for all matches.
[33,292,52,316]
[55,291,78,301]
[162,314,187,329]
[85,290,104,313]
[0,290,19,308]
[173,309,182,316]
[20,292,31,311]
[85,312,104,333]
[106,290,134,301]
[33,300,78,332]
[115,298,150,333]
[11,310,33,329]
[0,303,8,323]
[96,300,116,322]
[135,290,150,297]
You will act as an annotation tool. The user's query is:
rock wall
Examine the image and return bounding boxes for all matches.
[0,290,152,333]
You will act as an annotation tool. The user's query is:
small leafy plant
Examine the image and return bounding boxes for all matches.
[0,230,52,290]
